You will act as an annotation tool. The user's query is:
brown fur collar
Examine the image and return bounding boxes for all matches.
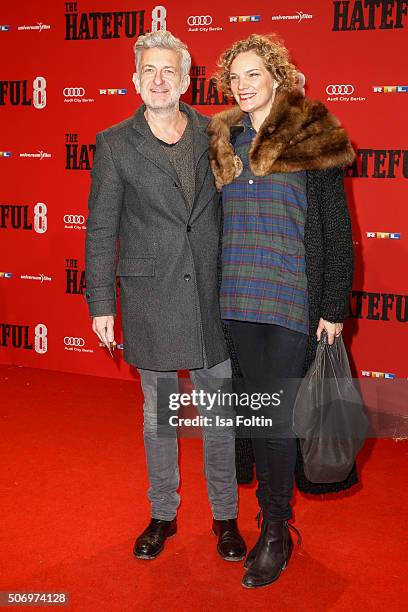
[207,89,355,189]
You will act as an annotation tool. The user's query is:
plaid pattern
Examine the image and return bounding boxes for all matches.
[220,114,309,335]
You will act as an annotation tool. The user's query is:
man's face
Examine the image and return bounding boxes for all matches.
[133,47,190,111]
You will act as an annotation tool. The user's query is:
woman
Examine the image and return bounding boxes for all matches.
[208,34,355,588]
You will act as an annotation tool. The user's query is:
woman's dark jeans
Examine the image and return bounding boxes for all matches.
[229,320,308,522]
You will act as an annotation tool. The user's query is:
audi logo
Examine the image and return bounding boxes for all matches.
[63,87,85,97]
[64,214,85,224]
[187,15,212,26]
[326,84,354,95]
[64,337,85,347]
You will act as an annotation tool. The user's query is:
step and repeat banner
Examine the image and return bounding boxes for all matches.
[0,0,407,382]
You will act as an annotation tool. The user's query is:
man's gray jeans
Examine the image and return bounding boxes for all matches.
[137,359,238,521]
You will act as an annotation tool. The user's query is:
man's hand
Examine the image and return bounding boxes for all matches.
[92,315,115,348]
[316,317,343,345]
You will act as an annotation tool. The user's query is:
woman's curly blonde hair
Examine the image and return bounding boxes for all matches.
[217,33,298,96]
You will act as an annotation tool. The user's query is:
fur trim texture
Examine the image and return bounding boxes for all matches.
[207,89,355,188]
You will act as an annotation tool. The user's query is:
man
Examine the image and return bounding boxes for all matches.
[85,30,246,562]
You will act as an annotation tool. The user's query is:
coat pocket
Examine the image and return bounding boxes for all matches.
[116,257,155,277]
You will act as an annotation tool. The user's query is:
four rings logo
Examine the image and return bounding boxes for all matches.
[326,84,354,95]
[187,15,212,26]
[64,337,85,347]
[63,87,85,97]
[64,214,85,224]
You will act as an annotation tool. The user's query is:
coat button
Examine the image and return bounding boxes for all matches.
[184,274,191,281]
[187,225,192,232]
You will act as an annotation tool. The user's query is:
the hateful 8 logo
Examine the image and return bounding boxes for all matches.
[0,203,47,233]
[0,77,46,109]
[65,258,86,295]
[190,66,230,106]
[332,0,408,30]
[0,323,48,353]
[64,3,167,39]
[65,133,95,170]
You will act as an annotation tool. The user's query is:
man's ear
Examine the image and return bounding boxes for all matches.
[132,72,141,94]
[180,74,190,95]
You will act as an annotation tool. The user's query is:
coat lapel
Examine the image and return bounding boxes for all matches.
[179,103,216,224]
[131,105,180,185]
[131,102,215,223]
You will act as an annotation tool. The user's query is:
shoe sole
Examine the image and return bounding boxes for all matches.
[133,528,177,560]
[222,554,246,562]
[241,563,287,589]
[241,548,292,588]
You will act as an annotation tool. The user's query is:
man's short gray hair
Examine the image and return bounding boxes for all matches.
[134,31,191,78]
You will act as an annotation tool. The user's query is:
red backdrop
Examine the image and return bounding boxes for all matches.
[1,0,407,382]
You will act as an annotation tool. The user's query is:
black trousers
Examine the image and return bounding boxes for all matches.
[229,320,308,521]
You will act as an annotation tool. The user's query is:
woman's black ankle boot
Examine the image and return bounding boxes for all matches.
[242,519,301,588]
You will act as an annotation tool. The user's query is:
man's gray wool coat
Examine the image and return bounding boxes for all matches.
[85,102,228,371]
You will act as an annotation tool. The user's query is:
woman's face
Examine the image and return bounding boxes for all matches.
[229,50,277,115]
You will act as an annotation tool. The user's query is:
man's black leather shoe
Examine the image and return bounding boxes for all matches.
[133,518,177,560]
[212,519,247,562]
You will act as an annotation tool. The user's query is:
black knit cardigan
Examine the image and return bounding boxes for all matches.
[221,166,358,494]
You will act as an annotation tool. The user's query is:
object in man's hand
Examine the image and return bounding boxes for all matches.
[99,341,116,357]
[106,341,116,357]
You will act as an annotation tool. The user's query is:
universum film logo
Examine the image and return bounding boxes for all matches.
[17,22,51,32]
[0,23,51,32]
[271,11,313,22]
[229,15,261,23]
[20,273,52,283]
[19,150,51,160]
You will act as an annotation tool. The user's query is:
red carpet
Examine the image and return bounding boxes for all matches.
[1,364,407,611]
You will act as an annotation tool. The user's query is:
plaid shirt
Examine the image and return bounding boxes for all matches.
[220,114,309,335]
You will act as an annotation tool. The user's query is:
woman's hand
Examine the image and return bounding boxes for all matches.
[316,318,343,345]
